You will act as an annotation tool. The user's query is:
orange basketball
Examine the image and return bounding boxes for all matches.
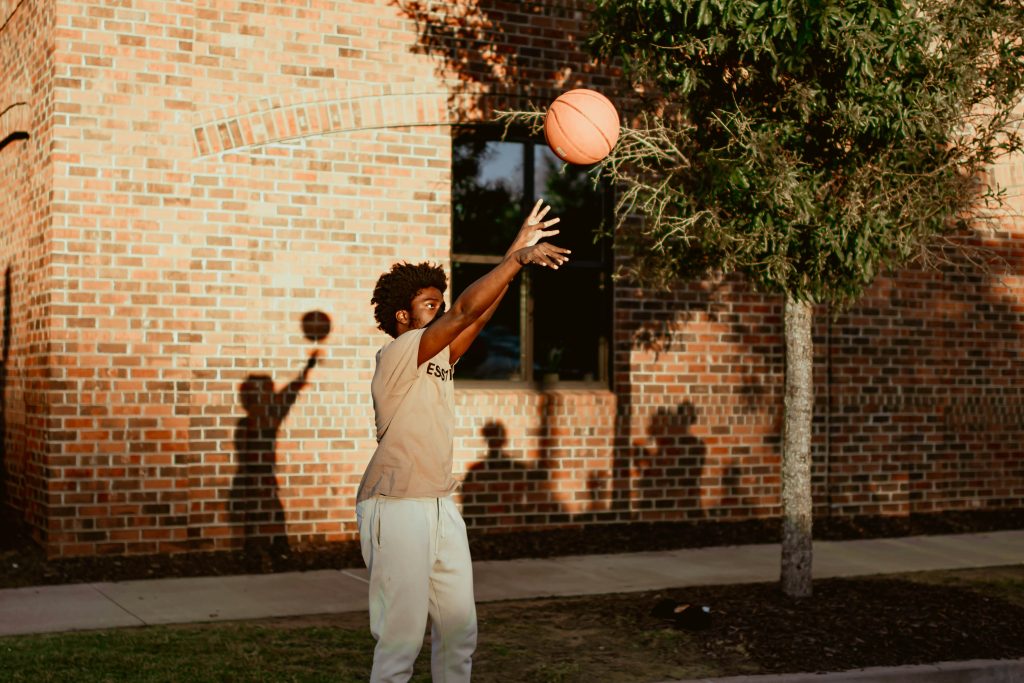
[543,89,620,165]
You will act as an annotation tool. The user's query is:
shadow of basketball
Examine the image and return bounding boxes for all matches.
[302,310,332,343]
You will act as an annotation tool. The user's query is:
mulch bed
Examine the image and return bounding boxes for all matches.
[597,573,1024,675]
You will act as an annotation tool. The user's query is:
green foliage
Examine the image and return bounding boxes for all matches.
[586,0,1024,304]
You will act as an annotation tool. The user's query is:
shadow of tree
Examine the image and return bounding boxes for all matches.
[392,0,621,121]
[394,0,1024,536]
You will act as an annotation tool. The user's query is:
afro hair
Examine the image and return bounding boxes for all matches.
[371,261,448,338]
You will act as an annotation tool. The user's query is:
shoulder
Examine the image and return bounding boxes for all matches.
[385,328,424,352]
[377,328,426,367]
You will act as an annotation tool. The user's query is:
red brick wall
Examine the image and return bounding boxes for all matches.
[614,279,788,522]
[824,222,1024,515]
[36,0,459,556]
[456,389,618,528]
[1,0,1021,558]
[1,0,57,546]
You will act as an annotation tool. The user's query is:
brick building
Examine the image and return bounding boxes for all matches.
[1,0,1021,559]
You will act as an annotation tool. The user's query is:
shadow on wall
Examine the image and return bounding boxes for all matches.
[461,421,536,526]
[629,402,708,518]
[0,267,11,538]
[0,132,29,154]
[392,0,522,115]
[394,0,1023,523]
[229,311,330,553]
[461,402,710,529]
[392,0,610,120]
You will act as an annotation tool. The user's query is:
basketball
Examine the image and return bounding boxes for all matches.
[543,89,620,165]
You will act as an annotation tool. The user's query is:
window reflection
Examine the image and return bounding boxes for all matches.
[451,261,523,380]
[453,140,523,256]
[452,130,611,384]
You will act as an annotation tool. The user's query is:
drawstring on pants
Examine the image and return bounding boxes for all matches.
[436,498,447,551]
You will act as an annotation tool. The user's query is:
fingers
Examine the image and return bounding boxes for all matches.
[526,198,544,225]
[520,199,560,251]
[525,219,559,247]
[528,244,571,269]
[528,198,554,226]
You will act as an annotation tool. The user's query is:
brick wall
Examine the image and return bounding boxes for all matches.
[824,223,1024,516]
[614,279,788,522]
[1,0,1021,558]
[1,0,57,546]
[37,0,461,556]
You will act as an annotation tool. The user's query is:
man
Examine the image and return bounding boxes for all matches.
[356,199,567,682]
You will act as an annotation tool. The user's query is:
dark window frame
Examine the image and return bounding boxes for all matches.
[451,125,614,389]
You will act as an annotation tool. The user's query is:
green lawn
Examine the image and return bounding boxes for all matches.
[0,621,404,683]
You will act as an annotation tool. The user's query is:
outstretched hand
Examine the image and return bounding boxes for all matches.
[508,198,570,269]
[438,198,568,366]
[514,242,571,269]
[509,198,562,252]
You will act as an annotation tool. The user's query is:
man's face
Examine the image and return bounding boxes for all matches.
[397,286,445,332]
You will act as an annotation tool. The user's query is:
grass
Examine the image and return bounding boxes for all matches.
[0,622,385,683]
[2,565,1023,683]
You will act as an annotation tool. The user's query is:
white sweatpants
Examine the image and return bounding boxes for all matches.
[356,495,477,683]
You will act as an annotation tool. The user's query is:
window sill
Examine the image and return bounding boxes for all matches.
[455,380,612,393]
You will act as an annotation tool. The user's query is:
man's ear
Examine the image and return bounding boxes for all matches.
[396,310,409,325]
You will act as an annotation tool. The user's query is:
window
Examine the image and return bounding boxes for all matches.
[451,129,613,385]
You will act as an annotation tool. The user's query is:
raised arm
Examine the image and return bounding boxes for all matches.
[447,287,505,365]
[447,200,564,364]
[418,199,567,366]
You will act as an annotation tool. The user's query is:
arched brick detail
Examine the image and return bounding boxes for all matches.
[0,102,29,146]
[191,85,467,158]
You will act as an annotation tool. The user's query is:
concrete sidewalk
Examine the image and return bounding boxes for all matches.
[2,530,1023,681]
[1,529,1022,637]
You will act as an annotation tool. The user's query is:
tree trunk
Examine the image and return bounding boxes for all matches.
[781,295,814,598]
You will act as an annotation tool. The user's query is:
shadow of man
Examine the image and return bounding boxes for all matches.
[634,402,707,517]
[230,349,318,561]
[461,420,532,528]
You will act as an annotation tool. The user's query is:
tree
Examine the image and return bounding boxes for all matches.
[516,0,1024,597]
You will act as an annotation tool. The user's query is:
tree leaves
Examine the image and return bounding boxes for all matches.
[585,0,1024,306]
